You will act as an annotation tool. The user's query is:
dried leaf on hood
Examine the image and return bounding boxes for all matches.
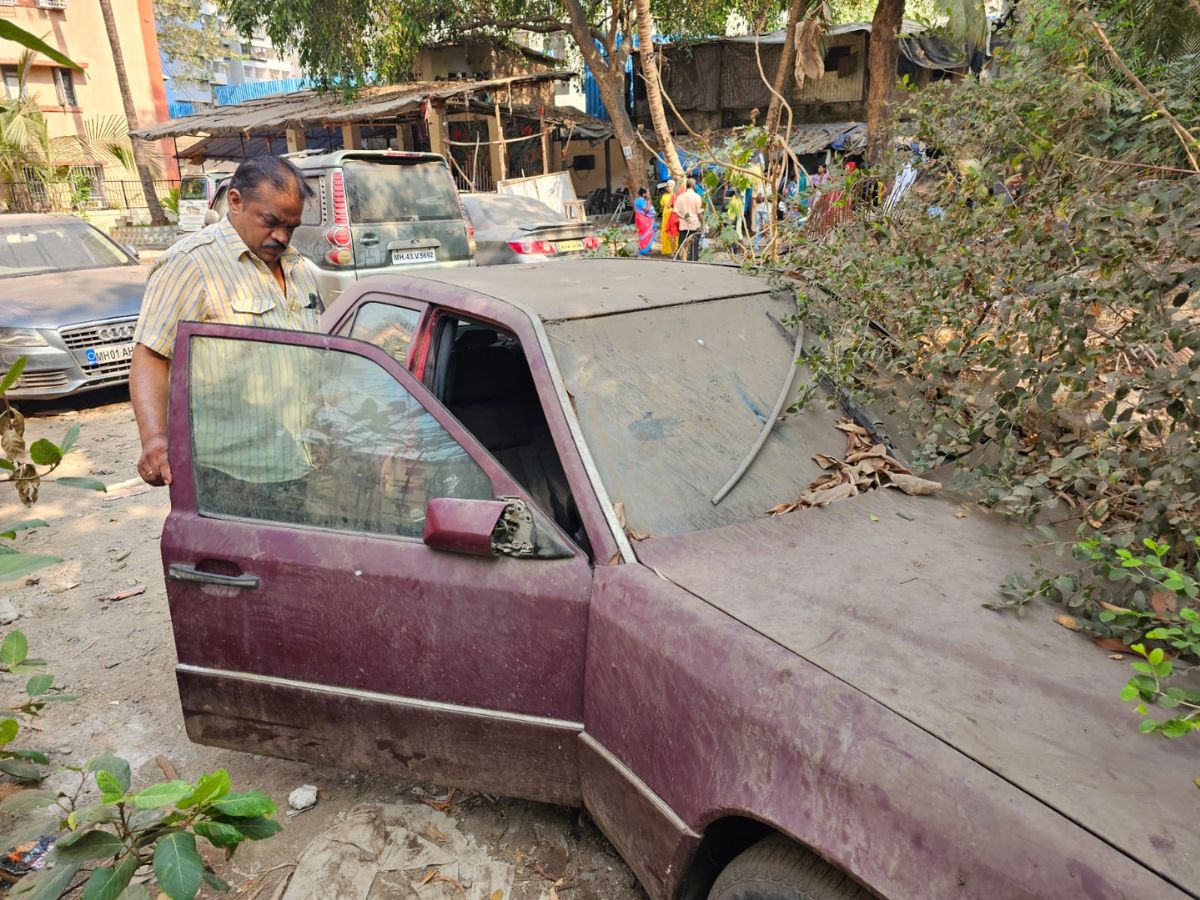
[1054,614,1081,631]
[613,501,652,542]
[888,473,944,496]
[770,418,938,514]
[802,481,856,507]
[834,421,870,437]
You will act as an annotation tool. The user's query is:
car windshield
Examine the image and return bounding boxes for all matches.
[180,177,209,201]
[464,196,568,229]
[0,221,132,278]
[546,293,848,537]
[344,160,461,224]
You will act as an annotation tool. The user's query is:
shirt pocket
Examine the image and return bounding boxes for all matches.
[228,291,276,318]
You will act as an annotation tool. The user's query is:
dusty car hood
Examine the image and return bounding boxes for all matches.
[636,488,1199,895]
[0,265,147,328]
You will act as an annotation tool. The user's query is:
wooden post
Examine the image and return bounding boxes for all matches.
[428,101,449,158]
[492,103,508,183]
[396,123,412,151]
[285,128,306,154]
[540,111,550,175]
[341,124,363,150]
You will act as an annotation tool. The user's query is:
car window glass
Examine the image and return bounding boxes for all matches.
[0,223,131,278]
[347,302,421,365]
[189,336,494,537]
[301,176,322,225]
[464,196,567,229]
[431,316,588,554]
[344,160,460,223]
[180,177,209,201]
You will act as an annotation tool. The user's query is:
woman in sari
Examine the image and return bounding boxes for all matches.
[634,187,656,256]
[660,179,677,256]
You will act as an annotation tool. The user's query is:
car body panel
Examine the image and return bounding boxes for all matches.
[2,264,146,327]
[163,322,591,802]
[634,488,1200,897]
[176,665,582,805]
[585,563,1188,900]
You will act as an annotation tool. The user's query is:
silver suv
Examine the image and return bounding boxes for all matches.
[207,150,474,303]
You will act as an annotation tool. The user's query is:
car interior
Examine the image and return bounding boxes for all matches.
[424,315,590,557]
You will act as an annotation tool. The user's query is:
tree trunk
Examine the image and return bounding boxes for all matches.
[98,0,168,225]
[765,0,807,136]
[865,0,905,165]
[633,0,684,182]
[562,0,647,196]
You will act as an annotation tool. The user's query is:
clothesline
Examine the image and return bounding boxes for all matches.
[443,128,551,148]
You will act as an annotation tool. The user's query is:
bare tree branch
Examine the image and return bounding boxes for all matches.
[1085,16,1200,171]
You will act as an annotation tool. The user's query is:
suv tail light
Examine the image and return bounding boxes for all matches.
[508,239,556,255]
[331,170,349,225]
[583,235,600,250]
[324,180,353,267]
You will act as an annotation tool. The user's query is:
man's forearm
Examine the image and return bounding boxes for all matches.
[131,344,174,485]
[131,344,171,442]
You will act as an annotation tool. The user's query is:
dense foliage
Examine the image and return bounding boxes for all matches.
[783,0,1199,690]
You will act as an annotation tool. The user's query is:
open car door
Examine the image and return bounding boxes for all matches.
[161,321,591,804]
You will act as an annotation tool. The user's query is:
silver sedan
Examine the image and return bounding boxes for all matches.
[0,214,146,400]
[461,194,599,266]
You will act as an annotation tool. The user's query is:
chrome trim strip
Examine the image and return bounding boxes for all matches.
[177,664,585,731]
[513,303,638,564]
[580,733,700,838]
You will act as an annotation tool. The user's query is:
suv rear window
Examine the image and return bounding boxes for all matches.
[343,160,460,224]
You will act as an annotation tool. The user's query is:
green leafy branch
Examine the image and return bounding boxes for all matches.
[4,759,281,900]
[1120,640,1200,739]
[0,631,75,783]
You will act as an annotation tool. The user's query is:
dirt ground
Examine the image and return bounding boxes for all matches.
[0,388,645,900]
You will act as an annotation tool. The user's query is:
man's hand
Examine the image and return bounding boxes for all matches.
[130,344,173,486]
[137,433,171,486]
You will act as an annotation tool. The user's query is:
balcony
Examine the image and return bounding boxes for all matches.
[35,0,68,8]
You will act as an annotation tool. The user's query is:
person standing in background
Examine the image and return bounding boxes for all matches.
[673,178,704,262]
[659,179,678,256]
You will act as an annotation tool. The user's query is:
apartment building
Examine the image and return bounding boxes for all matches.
[0,0,173,182]
[164,1,305,114]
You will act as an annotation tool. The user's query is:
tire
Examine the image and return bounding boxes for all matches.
[707,835,872,900]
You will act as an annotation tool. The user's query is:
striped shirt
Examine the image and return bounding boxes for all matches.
[135,218,323,486]
[135,217,322,355]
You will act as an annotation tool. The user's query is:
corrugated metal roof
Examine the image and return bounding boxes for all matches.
[133,72,572,140]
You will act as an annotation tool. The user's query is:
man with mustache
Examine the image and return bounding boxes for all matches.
[131,155,323,500]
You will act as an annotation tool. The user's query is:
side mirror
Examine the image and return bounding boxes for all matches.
[124,245,140,261]
[423,497,535,557]
[203,209,220,226]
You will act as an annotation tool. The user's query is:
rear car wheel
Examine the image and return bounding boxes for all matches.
[707,835,872,900]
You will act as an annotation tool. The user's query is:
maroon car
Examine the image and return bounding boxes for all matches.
[161,260,1197,900]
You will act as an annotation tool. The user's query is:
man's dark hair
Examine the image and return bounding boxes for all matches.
[229,155,313,201]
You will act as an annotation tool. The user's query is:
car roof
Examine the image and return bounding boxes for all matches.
[386,259,771,322]
[289,149,446,169]
[0,213,93,228]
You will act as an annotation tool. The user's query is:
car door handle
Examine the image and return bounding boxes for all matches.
[168,563,260,590]
[360,233,379,246]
